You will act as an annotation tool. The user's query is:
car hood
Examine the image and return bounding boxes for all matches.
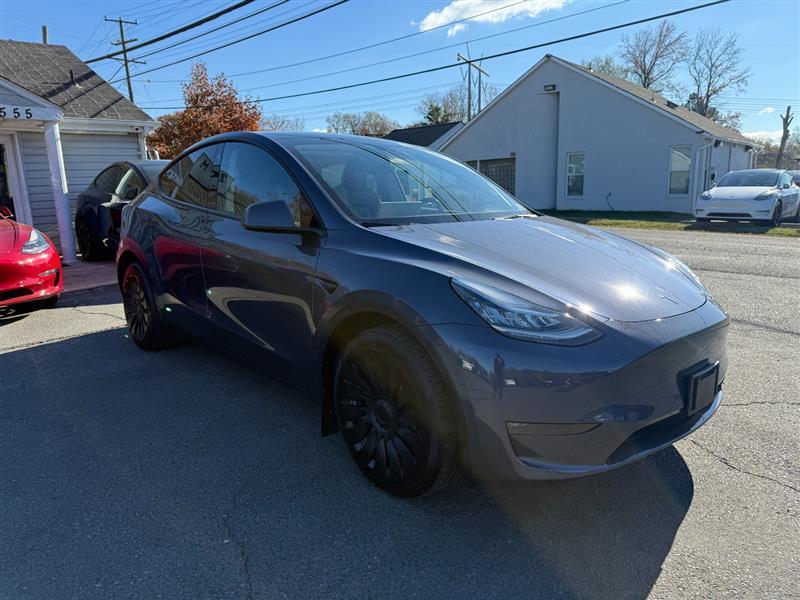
[708,186,773,200]
[374,216,706,323]
[0,219,22,255]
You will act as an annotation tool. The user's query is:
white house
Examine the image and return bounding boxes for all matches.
[0,40,158,262]
[441,55,754,214]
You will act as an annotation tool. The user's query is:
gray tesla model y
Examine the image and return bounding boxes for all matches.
[117,132,727,497]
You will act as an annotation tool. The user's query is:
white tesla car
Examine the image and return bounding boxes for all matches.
[695,169,800,226]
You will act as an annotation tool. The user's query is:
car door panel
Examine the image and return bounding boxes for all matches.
[151,144,223,326]
[200,141,322,380]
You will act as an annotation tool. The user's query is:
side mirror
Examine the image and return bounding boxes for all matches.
[124,188,139,200]
[782,182,791,189]
[242,200,320,234]
[0,206,12,218]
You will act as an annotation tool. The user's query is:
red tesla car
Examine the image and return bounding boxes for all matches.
[0,207,62,308]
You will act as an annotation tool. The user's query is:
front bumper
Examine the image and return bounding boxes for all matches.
[0,249,63,307]
[426,298,728,481]
[695,198,774,221]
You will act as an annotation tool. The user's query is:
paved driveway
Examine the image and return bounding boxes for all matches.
[1,229,797,599]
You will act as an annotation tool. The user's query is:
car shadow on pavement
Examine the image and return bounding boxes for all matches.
[0,329,693,600]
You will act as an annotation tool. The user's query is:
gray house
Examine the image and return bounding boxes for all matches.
[441,55,754,213]
[0,40,158,261]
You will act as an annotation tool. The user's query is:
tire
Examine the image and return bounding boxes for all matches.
[334,325,459,497]
[793,202,800,223]
[75,217,107,262]
[121,262,175,351]
[771,202,782,228]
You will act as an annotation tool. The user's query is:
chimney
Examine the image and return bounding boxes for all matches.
[41,25,48,44]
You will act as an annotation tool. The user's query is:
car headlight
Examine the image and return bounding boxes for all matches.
[451,279,600,345]
[21,228,51,254]
[755,190,777,201]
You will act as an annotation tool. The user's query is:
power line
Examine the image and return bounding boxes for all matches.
[86,0,259,63]
[110,0,350,83]
[137,0,630,103]
[141,0,731,111]
[133,0,293,61]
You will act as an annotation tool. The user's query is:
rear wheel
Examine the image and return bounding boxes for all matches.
[334,326,459,497]
[121,263,174,350]
[75,217,106,261]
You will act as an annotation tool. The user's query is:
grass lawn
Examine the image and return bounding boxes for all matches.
[540,210,799,238]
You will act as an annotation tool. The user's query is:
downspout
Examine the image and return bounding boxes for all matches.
[692,139,713,211]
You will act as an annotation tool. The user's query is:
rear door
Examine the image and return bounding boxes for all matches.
[201,140,322,377]
[779,172,799,216]
[153,143,223,322]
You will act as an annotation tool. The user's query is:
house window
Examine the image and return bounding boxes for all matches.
[467,158,515,195]
[669,145,692,195]
[566,153,584,197]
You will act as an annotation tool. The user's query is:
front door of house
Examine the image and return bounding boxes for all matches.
[0,134,26,222]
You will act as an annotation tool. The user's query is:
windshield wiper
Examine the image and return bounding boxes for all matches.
[361,221,405,228]
[494,213,539,220]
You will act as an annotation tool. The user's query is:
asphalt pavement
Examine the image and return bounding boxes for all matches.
[0,228,797,600]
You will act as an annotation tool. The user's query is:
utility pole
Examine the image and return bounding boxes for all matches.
[457,53,489,121]
[105,16,144,103]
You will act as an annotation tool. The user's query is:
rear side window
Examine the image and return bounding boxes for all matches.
[94,165,127,193]
[217,142,315,226]
[160,144,222,208]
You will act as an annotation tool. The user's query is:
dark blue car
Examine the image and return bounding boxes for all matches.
[117,132,728,497]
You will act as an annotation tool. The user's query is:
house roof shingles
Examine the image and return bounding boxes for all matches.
[0,39,154,122]
[383,121,462,147]
[564,58,752,145]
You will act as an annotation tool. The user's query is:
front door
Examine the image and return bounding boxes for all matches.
[0,134,28,223]
[201,141,322,378]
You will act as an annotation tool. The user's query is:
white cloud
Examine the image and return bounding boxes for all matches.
[743,129,783,143]
[447,23,468,37]
[757,107,776,115]
[311,128,326,133]
[419,0,569,37]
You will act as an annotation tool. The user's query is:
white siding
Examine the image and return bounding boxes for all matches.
[18,131,141,244]
[444,59,713,214]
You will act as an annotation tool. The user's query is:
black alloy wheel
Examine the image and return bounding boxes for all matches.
[334,326,458,497]
[75,218,94,260]
[121,263,173,350]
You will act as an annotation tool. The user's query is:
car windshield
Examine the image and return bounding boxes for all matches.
[282,137,532,225]
[717,170,779,187]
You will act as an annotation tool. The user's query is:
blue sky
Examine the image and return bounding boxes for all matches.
[2,0,798,139]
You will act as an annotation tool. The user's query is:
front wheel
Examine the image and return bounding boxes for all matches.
[334,326,459,497]
[771,202,782,227]
[121,263,175,351]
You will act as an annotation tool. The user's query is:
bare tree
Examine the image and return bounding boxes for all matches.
[775,106,794,168]
[326,111,399,137]
[687,28,750,118]
[619,20,688,92]
[581,54,629,79]
[261,114,305,132]
[415,83,498,124]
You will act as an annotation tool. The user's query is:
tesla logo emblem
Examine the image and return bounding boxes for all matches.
[659,292,679,305]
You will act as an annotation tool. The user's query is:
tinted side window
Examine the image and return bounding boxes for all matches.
[217,142,314,226]
[94,165,126,193]
[117,169,144,199]
[160,144,222,208]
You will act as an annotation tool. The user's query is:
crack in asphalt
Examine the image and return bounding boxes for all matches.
[689,439,800,495]
[71,307,126,322]
[223,482,254,600]
[730,318,800,338]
